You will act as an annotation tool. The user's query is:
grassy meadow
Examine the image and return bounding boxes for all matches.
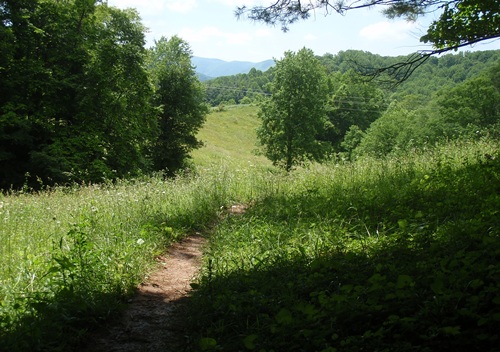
[191,104,271,169]
[1,105,499,351]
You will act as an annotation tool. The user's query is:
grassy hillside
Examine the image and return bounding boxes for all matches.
[191,105,271,169]
[1,101,499,351]
[189,139,500,351]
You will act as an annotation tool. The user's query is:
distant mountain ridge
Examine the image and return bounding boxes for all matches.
[192,56,274,81]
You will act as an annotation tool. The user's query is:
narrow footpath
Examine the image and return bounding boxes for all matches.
[82,234,206,352]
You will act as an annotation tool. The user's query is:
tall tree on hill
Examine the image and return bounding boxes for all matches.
[256,48,330,171]
[236,0,500,80]
[148,36,209,174]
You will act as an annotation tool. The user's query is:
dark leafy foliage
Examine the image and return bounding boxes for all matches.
[0,1,207,189]
[148,36,209,175]
[0,0,155,188]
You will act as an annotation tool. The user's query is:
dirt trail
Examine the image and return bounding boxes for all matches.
[82,234,206,352]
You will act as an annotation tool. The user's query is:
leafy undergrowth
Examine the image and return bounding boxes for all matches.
[189,139,500,351]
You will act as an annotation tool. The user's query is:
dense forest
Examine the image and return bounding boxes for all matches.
[204,49,500,164]
[0,0,207,190]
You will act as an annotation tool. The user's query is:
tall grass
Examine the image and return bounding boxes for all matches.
[1,115,498,352]
[0,102,274,351]
[189,138,500,351]
[0,166,260,351]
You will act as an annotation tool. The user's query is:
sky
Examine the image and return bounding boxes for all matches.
[106,0,500,63]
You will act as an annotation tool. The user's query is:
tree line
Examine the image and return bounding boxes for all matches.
[202,48,499,170]
[254,49,500,170]
[203,49,500,107]
[2,0,498,186]
[0,0,207,190]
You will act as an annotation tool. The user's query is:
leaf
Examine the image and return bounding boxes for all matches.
[199,337,217,350]
[440,326,461,336]
[243,334,258,350]
[397,219,408,230]
[275,308,293,325]
[368,273,386,285]
[431,278,444,294]
[396,274,414,289]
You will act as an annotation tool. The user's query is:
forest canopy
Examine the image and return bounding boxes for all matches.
[0,0,208,189]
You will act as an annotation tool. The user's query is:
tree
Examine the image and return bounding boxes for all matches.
[341,125,365,159]
[256,48,330,171]
[203,69,272,106]
[434,62,500,138]
[0,0,101,187]
[36,4,155,183]
[0,0,156,188]
[148,36,209,174]
[236,0,500,80]
[354,102,421,157]
[81,5,155,178]
[321,70,386,152]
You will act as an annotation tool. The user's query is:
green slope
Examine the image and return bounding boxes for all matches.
[191,105,271,169]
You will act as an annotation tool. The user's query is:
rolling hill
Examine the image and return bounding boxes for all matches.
[191,105,270,169]
[192,56,274,80]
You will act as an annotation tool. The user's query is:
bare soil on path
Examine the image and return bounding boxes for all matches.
[81,234,206,352]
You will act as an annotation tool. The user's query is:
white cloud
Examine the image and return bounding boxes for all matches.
[255,28,272,37]
[166,0,197,13]
[214,0,266,6]
[359,21,417,41]
[303,33,318,41]
[108,0,164,12]
[108,0,198,15]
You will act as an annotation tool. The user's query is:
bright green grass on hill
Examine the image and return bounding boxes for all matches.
[191,105,271,169]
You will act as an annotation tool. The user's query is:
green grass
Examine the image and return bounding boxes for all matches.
[1,101,499,352]
[191,105,271,169]
[0,169,254,351]
[189,138,500,351]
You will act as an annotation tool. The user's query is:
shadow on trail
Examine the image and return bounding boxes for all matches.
[80,291,192,352]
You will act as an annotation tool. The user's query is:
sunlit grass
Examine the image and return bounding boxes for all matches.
[0,166,261,350]
[191,105,271,169]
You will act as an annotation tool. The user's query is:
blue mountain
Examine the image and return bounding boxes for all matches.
[192,56,274,80]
